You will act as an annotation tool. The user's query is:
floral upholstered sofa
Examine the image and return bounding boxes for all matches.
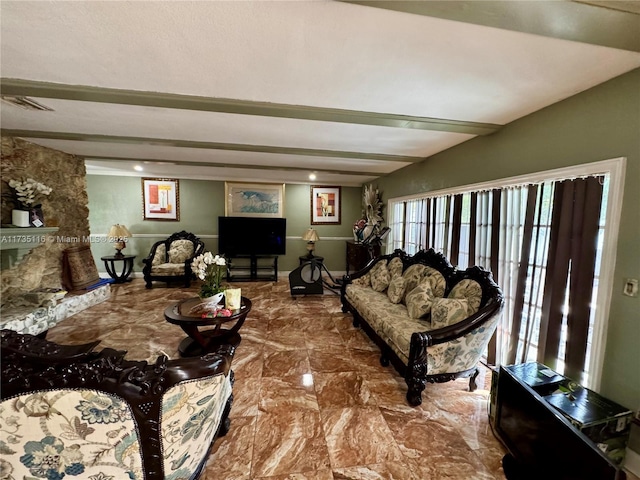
[0,329,234,480]
[341,248,504,406]
[142,231,205,288]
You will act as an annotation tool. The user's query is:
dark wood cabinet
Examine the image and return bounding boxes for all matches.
[345,241,380,275]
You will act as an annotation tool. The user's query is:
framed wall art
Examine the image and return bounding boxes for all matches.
[311,185,341,225]
[142,178,180,221]
[225,182,285,218]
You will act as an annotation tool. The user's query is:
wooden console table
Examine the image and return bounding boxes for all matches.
[346,241,380,275]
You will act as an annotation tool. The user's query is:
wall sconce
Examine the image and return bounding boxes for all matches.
[108,224,132,257]
[301,228,320,260]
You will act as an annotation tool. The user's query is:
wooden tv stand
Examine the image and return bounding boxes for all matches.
[226,255,278,282]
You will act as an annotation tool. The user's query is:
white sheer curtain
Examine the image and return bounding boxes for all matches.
[387,201,405,253]
[474,191,493,270]
[493,186,528,365]
[403,199,427,254]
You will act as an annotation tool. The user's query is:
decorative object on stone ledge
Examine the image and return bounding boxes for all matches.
[61,245,101,291]
[7,178,52,228]
[11,209,29,227]
[353,184,384,243]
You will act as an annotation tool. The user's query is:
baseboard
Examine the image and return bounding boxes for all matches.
[624,449,640,478]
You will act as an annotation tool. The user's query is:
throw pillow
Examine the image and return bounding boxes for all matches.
[402,264,428,295]
[352,272,371,287]
[387,257,404,278]
[424,266,447,298]
[405,277,435,319]
[448,279,483,313]
[431,298,470,329]
[387,275,406,304]
[152,243,167,266]
[168,240,195,264]
[370,261,391,292]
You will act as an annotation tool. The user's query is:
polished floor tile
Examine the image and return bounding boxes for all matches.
[45,279,508,479]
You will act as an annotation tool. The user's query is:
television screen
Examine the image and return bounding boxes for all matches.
[495,366,622,480]
[218,216,286,257]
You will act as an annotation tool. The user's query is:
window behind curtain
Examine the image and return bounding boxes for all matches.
[386,174,608,384]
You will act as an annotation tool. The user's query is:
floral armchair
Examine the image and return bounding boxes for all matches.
[142,231,205,288]
[0,329,235,480]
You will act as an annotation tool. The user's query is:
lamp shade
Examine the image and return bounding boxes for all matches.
[302,228,319,242]
[108,224,131,240]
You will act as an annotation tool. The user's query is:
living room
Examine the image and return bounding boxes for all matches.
[1,2,639,479]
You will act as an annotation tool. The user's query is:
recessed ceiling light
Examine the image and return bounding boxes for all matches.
[134,165,143,171]
[309,173,316,181]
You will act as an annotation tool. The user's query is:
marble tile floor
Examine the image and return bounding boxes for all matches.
[46,279,508,480]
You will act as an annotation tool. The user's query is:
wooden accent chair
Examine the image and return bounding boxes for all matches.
[0,329,235,480]
[142,231,205,288]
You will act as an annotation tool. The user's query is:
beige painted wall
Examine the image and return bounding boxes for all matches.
[374,68,640,409]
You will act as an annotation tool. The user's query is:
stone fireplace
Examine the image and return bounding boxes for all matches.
[1,136,93,306]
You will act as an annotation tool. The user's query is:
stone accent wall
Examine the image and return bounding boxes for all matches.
[1,137,91,304]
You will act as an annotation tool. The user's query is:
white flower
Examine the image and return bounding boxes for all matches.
[8,178,52,208]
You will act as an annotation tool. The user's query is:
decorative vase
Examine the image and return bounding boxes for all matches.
[200,291,225,305]
[12,209,30,227]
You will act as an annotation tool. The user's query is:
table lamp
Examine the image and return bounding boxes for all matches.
[301,228,320,259]
[108,224,132,257]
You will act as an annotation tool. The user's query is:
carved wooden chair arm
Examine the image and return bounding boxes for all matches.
[1,329,101,364]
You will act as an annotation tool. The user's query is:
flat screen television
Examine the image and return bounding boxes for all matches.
[218,216,286,257]
[495,365,623,480]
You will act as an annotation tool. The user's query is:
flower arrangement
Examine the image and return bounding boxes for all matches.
[8,178,52,210]
[191,252,227,299]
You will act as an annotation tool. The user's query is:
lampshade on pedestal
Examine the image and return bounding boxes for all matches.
[301,228,320,259]
[108,224,132,257]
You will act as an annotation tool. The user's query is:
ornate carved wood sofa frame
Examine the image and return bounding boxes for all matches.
[340,248,504,406]
[142,230,205,289]
[0,329,235,480]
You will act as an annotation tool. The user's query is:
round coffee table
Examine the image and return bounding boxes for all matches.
[164,296,252,357]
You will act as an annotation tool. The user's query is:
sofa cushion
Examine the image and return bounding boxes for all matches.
[152,263,187,276]
[387,257,404,278]
[152,243,167,266]
[448,279,483,312]
[402,264,428,295]
[380,315,431,364]
[370,261,391,292]
[168,239,195,264]
[405,277,436,319]
[387,275,406,304]
[346,284,408,333]
[351,272,371,287]
[424,266,446,298]
[431,298,471,329]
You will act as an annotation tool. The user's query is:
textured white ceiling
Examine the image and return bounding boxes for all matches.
[1,0,639,185]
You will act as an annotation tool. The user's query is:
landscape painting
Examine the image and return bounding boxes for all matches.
[225,182,285,218]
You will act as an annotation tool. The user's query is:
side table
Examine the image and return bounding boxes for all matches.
[101,254,136,283]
